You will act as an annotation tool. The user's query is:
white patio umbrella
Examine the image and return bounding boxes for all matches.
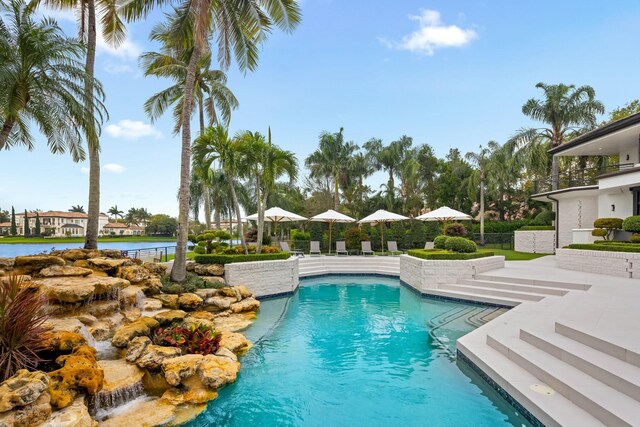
[244,206,307,238]
[358,209,409,253]
[310,209,356,254]
[415,206,472,235]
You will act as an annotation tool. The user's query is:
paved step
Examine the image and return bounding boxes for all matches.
[475,274,590,291]
[555,321,640,368]
[520,328,640,401]
[487,334,640,427]
[439,284,548,302]
[457,278,572,296]
[422,288,526,307]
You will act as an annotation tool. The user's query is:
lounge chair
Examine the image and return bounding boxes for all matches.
[387,241,403,255]
[424,241,435,249]
[310,241,322,256]
[361,241,374,256]
[280,241,304,257]
[335,241,348,256]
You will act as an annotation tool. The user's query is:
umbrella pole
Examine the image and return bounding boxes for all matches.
[380,222,384,254]
[442,219,447,236]
[329,222,333,254]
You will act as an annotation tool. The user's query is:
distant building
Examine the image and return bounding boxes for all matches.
[14,211,109,237]
[0,222,11,235]
[102,222,145,236]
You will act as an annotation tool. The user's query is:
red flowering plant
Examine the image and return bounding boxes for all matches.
[153,324,222,355]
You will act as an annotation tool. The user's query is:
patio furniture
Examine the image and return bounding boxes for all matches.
[335,241,349,256]
[387,241,403,255]
[310,210,356,254]
[361,241,375,256]
[358,209,409,254]
[424,241,435,249]
[280,241,304,257]
[310,241,322,256]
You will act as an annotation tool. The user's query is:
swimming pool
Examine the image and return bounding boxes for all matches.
[187,276,532,427]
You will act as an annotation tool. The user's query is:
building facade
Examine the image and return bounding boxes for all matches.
[14,211,110,237]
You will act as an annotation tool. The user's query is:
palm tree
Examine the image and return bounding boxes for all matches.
[69,205,86,213]
[0,0,106,160]
[31,0,128,250]
[193,126,248,256]
[107,205,123,221]
[238,128,297,253]
[305,128,357,210]
[364,136,412,199]
[122,0,300,282]
[465,143,499,244]
[509,82,605,190]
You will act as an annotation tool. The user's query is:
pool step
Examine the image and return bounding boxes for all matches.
[555,321,640,368]
[487,333,640,426]
[422,288,526,307]
[475,274,591,291]
[457,279,573,296]
[438,284,549,302]
[299,257,400,277]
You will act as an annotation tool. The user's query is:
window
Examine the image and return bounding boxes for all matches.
[632,187,640,216]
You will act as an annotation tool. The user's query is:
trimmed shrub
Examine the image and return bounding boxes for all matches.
[623,215,640,234]
[344,227,370,250]
[591,228,607,238]
[519,225,555,231]
[531,210,555,226]
[407,249,494,260]
[631,234,640,243]
[444,222,467,237]
[193,246,206,254]
[433,235,448,249]
[194,252,291,264]
[470,220,530,234]
[291,229,311,241]
[566,244,640,253]
[444,236,477,253]
[593,218,623,241]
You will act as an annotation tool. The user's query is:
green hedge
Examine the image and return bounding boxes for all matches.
[565,244,640,253]
[593,240,639,245]
[194,252,291,264]
[407,249,495,260]
[519,226,555,231]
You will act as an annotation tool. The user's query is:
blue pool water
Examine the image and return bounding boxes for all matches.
[187,276,532,427]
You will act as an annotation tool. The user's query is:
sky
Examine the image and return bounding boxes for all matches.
[1,0,640,217]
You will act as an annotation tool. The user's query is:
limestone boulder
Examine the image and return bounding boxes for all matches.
[36,276,129,303]
[197,354,240,389]
[0,391,51,427]
[86,300,120,317]
[41,396,95,427]
[0,369,50,412]
[99,249,123,259]
[218,286,242,301]
[0,274,31,285]
[125,337,152,362]
[48,346,104,409]
[97,360,144,394]
[0,257,15,270]
[215,347,238,362]
[45,318,86,335]
[50,249,93,262]
[115,265,155,285]
[119,285,145,307]
[204,296,236,311]
[111,317,158,348]
[219,331,250,354]
[156,294,179,309]
[43,331,87,352]
[96,397,176,427]
[14,255,65,275]
[142,262,167,276]
[200,276,225,286]
[178,293,203,310]
[186,262,224,276]
[161,354,203,386]
[213,312,256,333]
[135,345,182,371]
[230,297,260,314]
[161,376,217,405]
[39,265,93,278]
[75,314,98,326]
[154,310,187,326]
[86,257,132,273]
[122,307,141,323]
[141,277,162,295]
[138,297,163,312]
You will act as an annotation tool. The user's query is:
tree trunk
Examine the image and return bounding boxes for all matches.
[171,43,202,282]
[0,118,15,149]
[83,0,100,250]
[334,174,339,210]
[551,156,559,191]
[480,173,485,245]
[214,202,221,229]
[229,178,247,254]
[256,174,264,254]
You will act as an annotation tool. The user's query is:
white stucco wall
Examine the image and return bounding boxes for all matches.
[597,189,633,219]
[555,195,599,248]
[224,258,299,297]
[557,248,640,279]
[399,255,505,293]
[514,230,556,254]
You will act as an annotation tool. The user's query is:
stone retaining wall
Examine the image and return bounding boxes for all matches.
[224,258,299,297]
[514,230,556,254]
[556,248,640,279]
[399,255,505,293]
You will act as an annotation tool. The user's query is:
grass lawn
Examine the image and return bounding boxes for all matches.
[164,252,196,261]
[478,248,549,261]
[0,236,176,244]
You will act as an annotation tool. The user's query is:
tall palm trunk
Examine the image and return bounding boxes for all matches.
[228,176,247,253]
[0,119,15,148]
[171,43,202,282]
[198,98,212,229]
[333,174,339,210]
[480,171,485,245]
[84,0,100,249]
[256,174,264,253]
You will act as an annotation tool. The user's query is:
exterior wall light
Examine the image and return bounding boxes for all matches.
[612,204,616,212]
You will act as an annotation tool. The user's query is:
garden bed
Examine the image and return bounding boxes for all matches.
[566,243,640,252]
[557,247,640,278]
[194,252,291,264]
[407,249,495,260]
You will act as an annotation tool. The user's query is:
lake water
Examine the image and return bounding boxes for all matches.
[186,276,532,427]
[0,241,177,258]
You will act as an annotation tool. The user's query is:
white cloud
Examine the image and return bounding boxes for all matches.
[80,167,90,175]
[103,163,126,173]
[383,9,477,56]
[105,120,163,140]
[104,62,135,74]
